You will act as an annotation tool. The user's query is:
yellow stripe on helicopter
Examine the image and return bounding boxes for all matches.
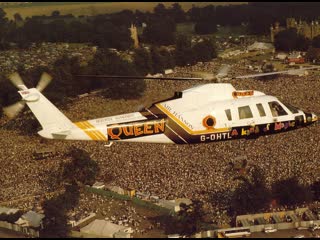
[74,121,108,141]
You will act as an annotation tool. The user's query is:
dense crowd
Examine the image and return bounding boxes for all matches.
[0,42,96,73]
[1,58,320,229]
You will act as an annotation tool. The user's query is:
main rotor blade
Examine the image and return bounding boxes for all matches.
[3,101,26,119]
[36,72,52,92]
[192,72,215,81]
[235,66,320,79]
[8,72,27,90]
[76,75,204,81]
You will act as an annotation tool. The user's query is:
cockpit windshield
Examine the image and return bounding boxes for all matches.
[268,101,288,117]
[283,102,299,114]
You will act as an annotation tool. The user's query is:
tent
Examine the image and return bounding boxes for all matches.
[15,211,45,228]
[248,42,274,51]
[80,219,132,238]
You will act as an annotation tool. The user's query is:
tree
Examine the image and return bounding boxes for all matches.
[45,20,68,42]
[306,46,320,62]
[194,21,217,35]
[174,34,195,66]
[173,201,206,236]
[296,34,310,51]
[312,35,320,48]
[133,47,153,75]
[63,147,100,186]
[91,20,133,50]
[45,55,83,104]
[41,192,71,238]
[0,8,10,49]
[41,184,80,238]
[0,101,2,118]
[150,46,167,74]
[231,166,271,215]
[272,177,313,206]
[154,3,168,17]
[248,12,274,35]
[169,3,186,23]
[51,10,60,17]
[274,28,311,52]
[0,74,19,108]
[158,47,175,70]
[311,180,320,201]
[86,49,146,99]
[192,38,217,62]
[142,16,176,45]
[109,10,135,27]
[13,12,23,23]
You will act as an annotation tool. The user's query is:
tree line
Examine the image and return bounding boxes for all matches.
[274,28,320,51]
[0,34,216,120]
[2,3,320,50]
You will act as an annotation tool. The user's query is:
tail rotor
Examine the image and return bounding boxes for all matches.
[3,72,52,119]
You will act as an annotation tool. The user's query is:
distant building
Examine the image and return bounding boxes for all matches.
[286,52,305,64]
[271,18,320,42]
[129,24,139,49]
[158,198,192,212]
[235,207,320,233]
[92,182,105,190]
[275,52,288,60]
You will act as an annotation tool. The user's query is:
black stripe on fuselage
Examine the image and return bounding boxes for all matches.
[149,105,313,144]
[142,107,187,144]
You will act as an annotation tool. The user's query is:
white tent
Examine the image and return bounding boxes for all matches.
[80,219,132,238]
[0,207,20,215]
[15,211,45,228]
[248,42,274,51]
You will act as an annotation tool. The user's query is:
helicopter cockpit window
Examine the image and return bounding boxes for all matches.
[225,109,232,121]
[256,103,266,117]
[268,101,288,117]
[283,102,299,114]
[238,106,253,119]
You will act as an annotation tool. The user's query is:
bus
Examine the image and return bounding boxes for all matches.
[217,227,251,238]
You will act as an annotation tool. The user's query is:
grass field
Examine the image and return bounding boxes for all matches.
[2,2,247,20]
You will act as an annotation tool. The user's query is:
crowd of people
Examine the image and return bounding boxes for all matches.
[1,57,320,230]
[0,42,96,73]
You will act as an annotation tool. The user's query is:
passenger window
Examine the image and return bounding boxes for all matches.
[268,101,288,117]
[225,109,232,121]
[256,103,266,117]
[238,106,253,119]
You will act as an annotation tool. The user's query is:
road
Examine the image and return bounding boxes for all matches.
[0,228,26,238]
[251,229,320,238]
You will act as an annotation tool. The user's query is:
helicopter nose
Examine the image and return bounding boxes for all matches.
[311,112,318,122]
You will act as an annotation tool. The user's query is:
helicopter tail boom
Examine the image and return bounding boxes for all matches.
[18,88,74,138]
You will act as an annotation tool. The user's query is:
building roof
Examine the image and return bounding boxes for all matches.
[288,52,302,59]
[0,207,20,215]
[16,211,45,228]
[80,219,131,238]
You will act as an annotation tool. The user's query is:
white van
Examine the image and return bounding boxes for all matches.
[264,227,278,233]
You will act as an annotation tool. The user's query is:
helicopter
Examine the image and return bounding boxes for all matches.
[3,66,319,145]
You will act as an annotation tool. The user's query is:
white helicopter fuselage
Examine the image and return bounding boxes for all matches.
[20,83,317,145]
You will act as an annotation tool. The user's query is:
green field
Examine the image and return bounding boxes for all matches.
[2,2,247,20]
